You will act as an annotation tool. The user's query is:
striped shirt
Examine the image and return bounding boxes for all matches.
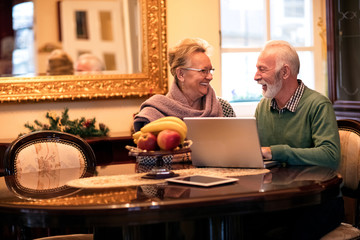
[271,80,305,113]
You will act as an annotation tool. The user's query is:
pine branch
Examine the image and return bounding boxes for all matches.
[22,108,110,138]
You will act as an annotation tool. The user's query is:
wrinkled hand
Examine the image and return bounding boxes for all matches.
[261,147,272,160]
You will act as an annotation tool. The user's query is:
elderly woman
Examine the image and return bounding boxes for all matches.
[46,49,74,76]
[133,38,235,131]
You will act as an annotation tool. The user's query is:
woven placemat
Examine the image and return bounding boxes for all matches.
[66,168,269,189]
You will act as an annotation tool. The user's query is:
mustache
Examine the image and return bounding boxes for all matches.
[257,80,267,85]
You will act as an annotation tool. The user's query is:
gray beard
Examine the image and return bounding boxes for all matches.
[263,73,282,99]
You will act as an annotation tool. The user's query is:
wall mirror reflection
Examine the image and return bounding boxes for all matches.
[3,0,141,76]
[0,0,168,102]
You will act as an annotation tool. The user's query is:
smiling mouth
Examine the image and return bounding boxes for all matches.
[258,81,267,90]
[200,82,209,86]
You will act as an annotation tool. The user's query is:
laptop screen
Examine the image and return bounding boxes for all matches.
[184,117,266,168]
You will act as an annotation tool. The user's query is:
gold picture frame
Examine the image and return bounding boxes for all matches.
[0,0,168,103]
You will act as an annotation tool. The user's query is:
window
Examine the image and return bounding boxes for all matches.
[220,0,323,103]
[12,1,35,76]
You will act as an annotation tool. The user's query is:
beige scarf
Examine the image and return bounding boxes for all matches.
[134,81,223,131]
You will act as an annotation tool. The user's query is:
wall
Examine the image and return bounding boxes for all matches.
[0,0,222,140]
[167,0,222,96]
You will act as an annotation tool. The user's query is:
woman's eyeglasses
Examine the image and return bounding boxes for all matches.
[182,68,215,75]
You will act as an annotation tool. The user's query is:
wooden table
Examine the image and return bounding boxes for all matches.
[0,162,342,239]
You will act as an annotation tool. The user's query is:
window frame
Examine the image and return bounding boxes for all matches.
[219,0,327,106]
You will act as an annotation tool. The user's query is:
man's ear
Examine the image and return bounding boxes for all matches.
[176,68,185,81]
[282,64,291,79]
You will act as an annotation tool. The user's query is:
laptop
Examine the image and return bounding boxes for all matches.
[183,117,277,169]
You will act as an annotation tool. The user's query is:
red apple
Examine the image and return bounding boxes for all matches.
[137,132,158,151]
[157,129,181,151]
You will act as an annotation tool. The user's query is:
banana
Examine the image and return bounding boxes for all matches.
[140,120,187,143]
[132,131,142,144]
[133,131,142,139]
[150,116,187,131]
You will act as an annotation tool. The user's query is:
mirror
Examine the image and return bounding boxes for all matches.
[0,0,168,102]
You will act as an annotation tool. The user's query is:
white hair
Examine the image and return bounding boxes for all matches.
[75,53,105,72]
[262,40,300,76]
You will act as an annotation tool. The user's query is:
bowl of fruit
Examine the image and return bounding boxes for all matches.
[126,117,192,179]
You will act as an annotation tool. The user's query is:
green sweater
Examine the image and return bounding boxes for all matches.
[255,87,340,170]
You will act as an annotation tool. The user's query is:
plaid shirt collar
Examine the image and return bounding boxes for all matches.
[270,80,305,112]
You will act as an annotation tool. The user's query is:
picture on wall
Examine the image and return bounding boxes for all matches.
[75,11,89,39]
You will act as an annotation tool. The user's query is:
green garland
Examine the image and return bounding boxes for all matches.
[22,108,110,138]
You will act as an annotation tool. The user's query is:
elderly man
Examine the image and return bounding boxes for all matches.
[253,40,343,239]
[254,40,340,170]
[74,53,105,74]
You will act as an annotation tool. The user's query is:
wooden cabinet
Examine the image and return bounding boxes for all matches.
[326,0,360,120]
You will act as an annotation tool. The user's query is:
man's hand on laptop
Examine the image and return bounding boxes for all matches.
[261,147,272,160]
